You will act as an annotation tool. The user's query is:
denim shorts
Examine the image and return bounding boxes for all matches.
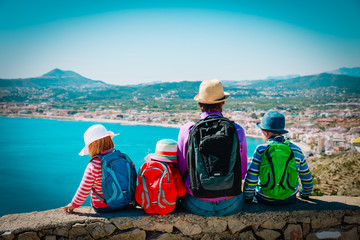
[182,193,244,217]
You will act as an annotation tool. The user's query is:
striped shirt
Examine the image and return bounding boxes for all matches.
[71,150,113,209]
[244,136,313,202]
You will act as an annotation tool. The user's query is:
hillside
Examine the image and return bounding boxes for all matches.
[308,151,360,197]
[327,66,360,77]
[1,68,360,102]
[247,73,360,91]
[131,81,201,100]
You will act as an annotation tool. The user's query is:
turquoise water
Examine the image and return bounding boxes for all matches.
[0,117,263,216]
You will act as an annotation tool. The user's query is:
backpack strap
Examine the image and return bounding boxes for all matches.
[204,113,222,119]
[280,140,295,191]
[140,174,151,210]
[160,165,176,207]
[157,162,173,209]
[89,149,118,161]
[139,162,167,210]
[92,190,106,203]
[279,150,295,191]
[190,113,223,123]
[263,145,277,190]
[89,151,114,203]
[263,140,295,191]
[90,155,100,162]
[140,161,175,209]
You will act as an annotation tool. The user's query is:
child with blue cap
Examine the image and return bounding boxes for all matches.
[244,110,313,205]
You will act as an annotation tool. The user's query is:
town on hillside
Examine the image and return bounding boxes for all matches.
[1,100,359,158]
[1,68,359,158]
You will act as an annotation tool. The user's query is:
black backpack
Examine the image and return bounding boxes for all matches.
[187,114,242,198]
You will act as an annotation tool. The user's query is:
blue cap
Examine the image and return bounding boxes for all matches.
[256,110,288,134]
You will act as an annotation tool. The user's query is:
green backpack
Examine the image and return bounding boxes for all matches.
[259,140,298,199]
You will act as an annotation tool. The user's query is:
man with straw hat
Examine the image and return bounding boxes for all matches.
[177,79,248,216]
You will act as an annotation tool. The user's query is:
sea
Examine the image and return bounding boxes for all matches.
[0,116,263,216]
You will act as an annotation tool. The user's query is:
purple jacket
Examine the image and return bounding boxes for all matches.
[177,111,248,202]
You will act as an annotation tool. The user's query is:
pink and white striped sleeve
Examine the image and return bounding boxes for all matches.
[71,163,95,208]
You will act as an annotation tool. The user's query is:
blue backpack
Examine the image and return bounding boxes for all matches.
[91,150,137,210]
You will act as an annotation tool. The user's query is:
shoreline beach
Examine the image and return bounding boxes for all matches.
[1,114,182,128]
[74,117,182,129]
[1,114,311,151]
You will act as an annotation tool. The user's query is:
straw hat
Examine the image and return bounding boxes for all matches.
[79,124,119,156]
[145,139,178,163]
[194,79,230,104]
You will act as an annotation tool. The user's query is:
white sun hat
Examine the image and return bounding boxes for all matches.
[79,124,119,156]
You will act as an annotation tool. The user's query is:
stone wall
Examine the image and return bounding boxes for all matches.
[1,196,359,240]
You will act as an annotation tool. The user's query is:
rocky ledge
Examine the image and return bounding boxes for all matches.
[1,196,359,240]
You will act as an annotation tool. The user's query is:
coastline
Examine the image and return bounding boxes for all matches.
[2,114,182,128]
[73,117,182,129]
[0,115,271,137]
[1,114,312,151]
[0,115,266,133]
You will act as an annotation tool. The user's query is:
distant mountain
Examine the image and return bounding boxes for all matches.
[0,68,111,89]
[266,74,301,80]
[126,73,360,100]
[221,80,255,87]
[129,80,163,87]
[222,67,360,87]
[326,67,360,77]
[248,73,360,91]
[1,68,359,102]
[133,81,201,100]
[221,73,302,88]
[42,68,85,78]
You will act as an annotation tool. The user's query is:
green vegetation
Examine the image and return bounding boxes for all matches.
[1,71,359,114]
[312,188,324,196]
[341,160,356,170]
[307,152,360,197]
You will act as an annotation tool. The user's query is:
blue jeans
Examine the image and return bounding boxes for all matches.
[182,193,244,217]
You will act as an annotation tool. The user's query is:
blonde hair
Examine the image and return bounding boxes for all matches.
[89,136,114,157]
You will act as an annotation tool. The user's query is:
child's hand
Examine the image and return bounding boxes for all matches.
[63,203,75,213]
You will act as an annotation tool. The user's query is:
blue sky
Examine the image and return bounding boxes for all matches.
[0,0,360,85]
